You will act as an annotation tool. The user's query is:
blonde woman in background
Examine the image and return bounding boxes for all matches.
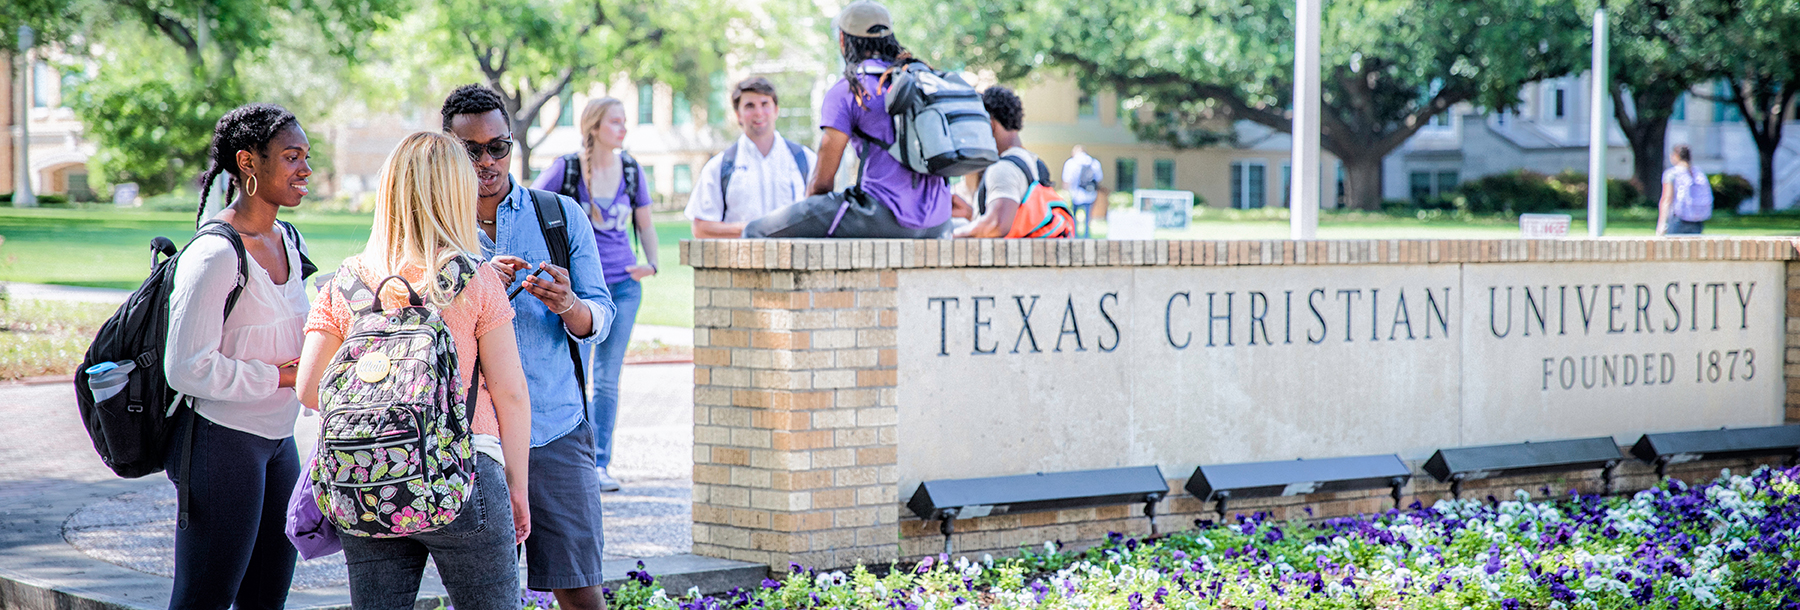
[532,97,659,492]
[296,131,533,609]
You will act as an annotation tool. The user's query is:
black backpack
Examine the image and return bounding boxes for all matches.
[74,220,313,526]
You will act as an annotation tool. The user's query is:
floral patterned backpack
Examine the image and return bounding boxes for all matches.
[310,256,480,538]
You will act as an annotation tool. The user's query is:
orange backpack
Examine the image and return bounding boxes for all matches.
[977,155,1076,239]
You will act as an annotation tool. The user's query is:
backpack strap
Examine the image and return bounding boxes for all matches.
[619,151,644,259]
[176,220,249,532]
[526,188,590,408]
[787,140,810,182]
[976,155,1037,216]
[276,220,317,281]
[558,153,583,200]
[718,143,739,222]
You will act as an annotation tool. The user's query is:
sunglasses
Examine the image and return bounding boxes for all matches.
[462,138,514,162]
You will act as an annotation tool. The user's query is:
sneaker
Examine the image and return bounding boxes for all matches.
[595,467,622,492]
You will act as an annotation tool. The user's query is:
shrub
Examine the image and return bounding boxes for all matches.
[1454,170,1572,214]
[1547,171,1645,209]
[1710,173,1754,210]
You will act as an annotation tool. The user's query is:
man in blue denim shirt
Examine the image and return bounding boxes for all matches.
[443,84,618,609]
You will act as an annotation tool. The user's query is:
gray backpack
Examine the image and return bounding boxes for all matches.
[859,62,997,177]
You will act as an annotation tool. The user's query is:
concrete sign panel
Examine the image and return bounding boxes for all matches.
[896,262,1786,491]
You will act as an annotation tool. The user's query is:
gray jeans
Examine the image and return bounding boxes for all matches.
[340,454,519,610]
[743,189,951,239]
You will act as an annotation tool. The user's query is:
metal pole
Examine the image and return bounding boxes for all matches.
[1586,6,1608,236]
[13,26,34,208]
[1290,0,1321,240]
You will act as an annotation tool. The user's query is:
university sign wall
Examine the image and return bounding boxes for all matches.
[681,238,1800,570]
[899,262,1783,493]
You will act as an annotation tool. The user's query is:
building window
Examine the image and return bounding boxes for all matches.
[1077,91,1097,120]
[1410,172,1433,201]
[1713,81,1742,122]
[673,92,691,126]
[1115,158,1137,194]
[674,164,693,194]
[1673,95,1687,121]
[709,72,728,126]
[1282,163,1292,207]
[1335,164,1345,208]
[1553,87,1566,119]
[1435,171,1459,196]
[641,165,657,194]
[32,62,55,108]
[557,89,575,127]
[1153,159,1176,190]
[1432,112,1450,127]
[637,83,655,125]
[1229,161,1266,209]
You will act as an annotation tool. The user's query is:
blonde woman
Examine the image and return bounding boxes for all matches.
[297,131,532,609]
[532,97,659,491]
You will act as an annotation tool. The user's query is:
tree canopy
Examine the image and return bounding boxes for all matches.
[901,0,1586,210]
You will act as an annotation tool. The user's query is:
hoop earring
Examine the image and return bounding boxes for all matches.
[244,175,259,198]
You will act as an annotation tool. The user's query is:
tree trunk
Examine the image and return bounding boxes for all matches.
[1628,124,1668,206]
[1757,146,1775,213]
[1340,154,1384,211]
[514,117,536,183]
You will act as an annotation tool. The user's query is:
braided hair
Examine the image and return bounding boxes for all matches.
[841,33,915,106]
[197,103,299,227]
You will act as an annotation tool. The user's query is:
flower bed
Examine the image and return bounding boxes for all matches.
[598,467,1800,610]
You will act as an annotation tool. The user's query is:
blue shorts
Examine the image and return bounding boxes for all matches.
[525,419,606,590]
[1668,218,1704,235]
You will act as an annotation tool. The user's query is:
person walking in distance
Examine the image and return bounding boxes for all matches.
[531,97,659,492]
[1657,144,1712,236]
[442,84,617,609]
[686,77,817,238]
[163,103,315,609]
[296,131,534,608]
[1060,145,1104,238]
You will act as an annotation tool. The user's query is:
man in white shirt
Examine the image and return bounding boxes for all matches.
[1061,144,1105,238]
[686,77,817,238]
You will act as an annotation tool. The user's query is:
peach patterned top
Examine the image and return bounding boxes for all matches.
[304,254,514,439]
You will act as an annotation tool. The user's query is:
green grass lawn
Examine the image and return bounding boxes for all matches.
[3,206,1793,331]
[0,206,698,327]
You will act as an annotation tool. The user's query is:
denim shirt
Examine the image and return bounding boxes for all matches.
[479,178,617,447]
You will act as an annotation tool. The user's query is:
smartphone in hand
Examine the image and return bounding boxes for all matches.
[508,267,549,300]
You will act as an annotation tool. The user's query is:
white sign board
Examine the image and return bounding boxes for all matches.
[1106,209,1157,240]
[1520,214,1572,238]
[1134,189,1195,230]
[896,262,1784,490]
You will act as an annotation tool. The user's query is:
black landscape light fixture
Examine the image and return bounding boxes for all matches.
[1629,424,1800,478]
[1422,437,1624,499]
[1185,454,1411,519]
[906,466,1168,555]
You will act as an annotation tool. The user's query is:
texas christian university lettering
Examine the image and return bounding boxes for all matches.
[911,265,1778,397]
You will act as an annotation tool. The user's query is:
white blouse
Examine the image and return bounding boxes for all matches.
[164,228,310,439]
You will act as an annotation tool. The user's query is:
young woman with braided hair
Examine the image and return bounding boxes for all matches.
[162,102,314,608]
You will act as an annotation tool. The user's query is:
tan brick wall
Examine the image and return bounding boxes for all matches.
[1789,261,1800,424]
[690,265,902,570]
[685,238,1800,572]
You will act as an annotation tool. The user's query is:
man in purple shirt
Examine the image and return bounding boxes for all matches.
[742,0,952,238]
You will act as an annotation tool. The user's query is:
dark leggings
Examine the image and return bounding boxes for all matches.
[163,410,299,610]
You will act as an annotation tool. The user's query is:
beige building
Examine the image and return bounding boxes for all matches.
[1009,77,1344,212]
[4,51,96,201]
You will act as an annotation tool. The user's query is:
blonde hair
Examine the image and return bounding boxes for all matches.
[578,97,627,224]
[363,131,482,307]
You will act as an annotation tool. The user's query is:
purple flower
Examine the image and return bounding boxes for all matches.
[1502,598,1520,610]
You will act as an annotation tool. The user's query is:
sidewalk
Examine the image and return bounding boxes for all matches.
[0,362,735,608]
